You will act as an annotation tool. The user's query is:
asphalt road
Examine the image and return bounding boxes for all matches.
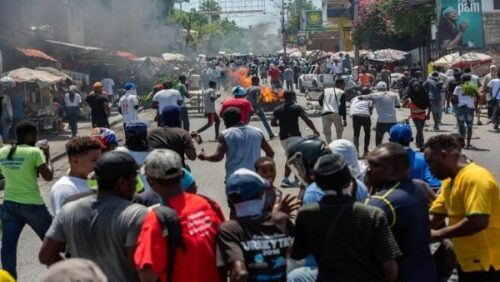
[10,87,500,281]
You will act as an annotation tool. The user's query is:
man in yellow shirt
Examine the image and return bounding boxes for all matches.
[423,134,500,281]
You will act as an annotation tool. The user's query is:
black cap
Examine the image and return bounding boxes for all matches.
[313,153,347,176]
[95,151,139,181]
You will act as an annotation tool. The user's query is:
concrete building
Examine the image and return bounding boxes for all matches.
[320,0,353,52]
[482,0,500,47]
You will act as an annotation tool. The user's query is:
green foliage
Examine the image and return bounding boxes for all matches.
[286,0,318,34]
[199,0,222,22]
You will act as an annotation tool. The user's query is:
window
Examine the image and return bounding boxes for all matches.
[495,0,500,10]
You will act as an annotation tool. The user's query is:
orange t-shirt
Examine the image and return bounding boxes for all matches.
[359,73,372,87]
[134,193,225,282]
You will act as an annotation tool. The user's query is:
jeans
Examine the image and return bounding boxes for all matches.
[412,118,425,149]
[255,108,274,138]
[1,201,52,278]
[286,80,294,90]
[430,96,443,127]
[322,113,343,144]
[457,106,474,136]
[375,122,396,145]
[352,115,371,153]
[196,112,221,138]
[0,119,11,141]
[180,107,190,131]
[65,106,79,137]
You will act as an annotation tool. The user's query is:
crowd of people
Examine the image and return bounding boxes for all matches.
[0,53,499,282]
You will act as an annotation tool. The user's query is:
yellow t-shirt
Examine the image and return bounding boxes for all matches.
[430,163,500,272]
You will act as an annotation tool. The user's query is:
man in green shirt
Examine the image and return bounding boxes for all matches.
[176,75,190,131]
[0,121,54,278]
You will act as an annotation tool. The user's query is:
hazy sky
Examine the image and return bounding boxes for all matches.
[178,0,322,28]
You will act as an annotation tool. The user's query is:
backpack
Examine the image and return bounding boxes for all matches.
[154,205,184,282]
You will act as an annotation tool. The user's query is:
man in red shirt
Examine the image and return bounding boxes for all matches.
[134,149,225,282]
[268,65,282,89]
[220,86,254,124]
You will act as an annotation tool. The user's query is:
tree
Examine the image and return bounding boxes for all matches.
[286,0,318,35]
[199,0,222,22]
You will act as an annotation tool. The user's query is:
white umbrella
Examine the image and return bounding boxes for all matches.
[367,49,408,62]
[432,53,460,67]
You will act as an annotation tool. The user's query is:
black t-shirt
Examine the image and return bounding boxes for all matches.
[438,19,459,49]
[273,103,304,140]
[147,126,195,166]
[85,94,109,125]
[216,213,294,282]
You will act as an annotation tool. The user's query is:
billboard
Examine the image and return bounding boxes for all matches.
[436,0,484,50]
[306,10,323,29]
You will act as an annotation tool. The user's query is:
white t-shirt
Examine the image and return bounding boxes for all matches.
[101,78,115,95]
[64,93,82,107]
[118,92,139,123]
[189,74,201,90]
[152,89,182,112]
[487,78,500,101]
[50,175,90,214]
[453,86,475,109]
[350,96,372,117]
[322,87,344,114]
[115,147,151,191]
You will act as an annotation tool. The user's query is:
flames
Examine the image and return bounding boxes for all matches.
[229,68,283,104]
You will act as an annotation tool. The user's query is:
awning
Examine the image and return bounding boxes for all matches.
[114,51,137,61]
[6,67,65,87]
[45,40,103,51]
[16,47,57,62]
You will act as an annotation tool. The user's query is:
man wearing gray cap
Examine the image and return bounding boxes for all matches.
[291,153,401,282]
[135,149,225,282]
[39,151,147,282]
[359,81,401,145]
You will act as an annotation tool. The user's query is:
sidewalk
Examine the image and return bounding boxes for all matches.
[49,109,156,162]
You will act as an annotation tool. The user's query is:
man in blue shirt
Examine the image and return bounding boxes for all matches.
[366,143,438,282]
[389,123,441,190]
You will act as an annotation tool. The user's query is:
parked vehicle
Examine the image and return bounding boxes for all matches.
[298,65,335,93]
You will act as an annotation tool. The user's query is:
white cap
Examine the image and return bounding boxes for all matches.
[143,149,183,180]
[376,81,387,90]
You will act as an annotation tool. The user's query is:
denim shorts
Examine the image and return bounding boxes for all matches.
[457,106,474,128]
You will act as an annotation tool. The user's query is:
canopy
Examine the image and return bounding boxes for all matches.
[432,53,460,67]
[6,67,65,87]
[35,67,74,82]
[0,76,16,88]
[16,47,57,62]
[45,40,103,51]
[450,52,493,68]
[367,49,408,62]
[162,53,187,61]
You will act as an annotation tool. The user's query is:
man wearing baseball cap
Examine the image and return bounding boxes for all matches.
[217,168,294,281]
[365,143,438,281]
[86,82,110,128]
[292,153,401,282]
[40,151,147,282]
[135,149,225,282]
[219,86,254,124]
[389,123,441,189]
[359,81,401,145]
[118,82,140,132]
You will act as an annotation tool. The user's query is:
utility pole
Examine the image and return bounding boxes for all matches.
[282,0,287,56]
[353,0,360,66]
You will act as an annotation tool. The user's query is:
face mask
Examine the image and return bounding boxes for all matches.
[233,194,267,218]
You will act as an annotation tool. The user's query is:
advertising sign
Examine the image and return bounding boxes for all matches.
[436,0,484,50]
[306,10,323,30]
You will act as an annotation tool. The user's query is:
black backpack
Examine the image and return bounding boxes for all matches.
[153,205,184,282]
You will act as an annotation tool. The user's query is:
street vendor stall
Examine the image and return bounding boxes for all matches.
[5,67,68,135]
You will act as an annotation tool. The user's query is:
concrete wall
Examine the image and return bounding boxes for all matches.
[482,11,500,46]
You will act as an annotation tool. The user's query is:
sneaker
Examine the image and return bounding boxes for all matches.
[478,120,483,126]
[280,179,293,188]
[269,134,275,140]
[433,126,440,132]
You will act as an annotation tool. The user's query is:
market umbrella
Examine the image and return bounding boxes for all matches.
[35,67,74,82]
[432,53,460,67]
[367,49,409,62]
[450,52,493,69]
[7,67,64,87]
